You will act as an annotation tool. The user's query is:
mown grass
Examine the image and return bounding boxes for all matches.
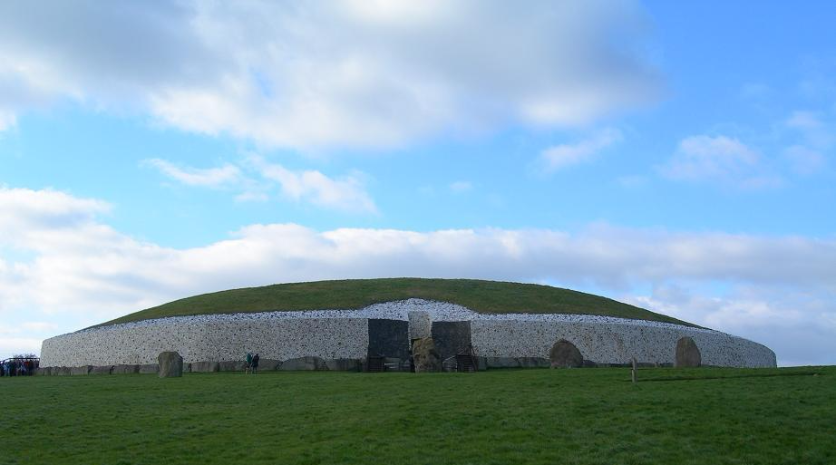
[2,367,834,464]
[100,278,695,327]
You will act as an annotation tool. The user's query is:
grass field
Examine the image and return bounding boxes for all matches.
[101,278,695,327]
[2,367,834,464]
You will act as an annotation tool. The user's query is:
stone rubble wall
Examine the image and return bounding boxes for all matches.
[39,299,776,369]
[41,318,369,367]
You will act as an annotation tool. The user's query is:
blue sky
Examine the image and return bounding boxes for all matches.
[1,1,835,365]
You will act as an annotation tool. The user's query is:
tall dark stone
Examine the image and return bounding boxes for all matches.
[675,337,701,367]
[549,339,583,368]
[368,319,410,359]
[158,351,183,378]
[431,321,472,361]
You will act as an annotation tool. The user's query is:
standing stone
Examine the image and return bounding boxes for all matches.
[549,339,583,368]
[408,311,432,340]
[412,338,441,373]
[675,337,701,367]
[158,351,183,378]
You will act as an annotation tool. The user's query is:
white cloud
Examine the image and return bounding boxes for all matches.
[537,128,622,173]
[661,135,782,188]
[449,181,473,193]
[2,188,836,363]
[249,157,377,214]
[0,109,15,132]
[141,156,377,212]
[0,1,660,146]
[784,145,826,175]
[786,111,824,131]
[143,158,243,188]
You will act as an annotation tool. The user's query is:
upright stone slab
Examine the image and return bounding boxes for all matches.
[408,311,431,340]
[431,321,472,361]
[280,356,326,371]
[675,337,701,367]
[368,319,410,359]
[549,339,583,368]
[190,361,218,373]
[412,338,441,373]
[158,351,183,378]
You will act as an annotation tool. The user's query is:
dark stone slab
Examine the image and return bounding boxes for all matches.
[219,361,246,372]
[281,356,327,371]
[138,364,159,374]
[675,336,701,367]
[112,364,139,375]
[35,367,51,376]
[54,367,72,376]
[89,365,114,375]
[258,359,282,371]
[190,361,219,373]
[519,357,550,368]
[549,339,584,368]
[368,319,410,359]
[431,321,472,361]
[482,357,550,369]
[324,358,360,372]
[71,366,91,376]
[158,351,183,378]
[483,357,521,369]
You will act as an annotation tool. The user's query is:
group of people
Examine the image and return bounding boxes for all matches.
[245,352,260,374]
[1,358,39,377]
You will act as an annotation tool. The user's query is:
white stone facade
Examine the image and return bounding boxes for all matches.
[40,299,776,368]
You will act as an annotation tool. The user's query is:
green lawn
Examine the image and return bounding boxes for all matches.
[100,278,696,327]
[3,367,834,464]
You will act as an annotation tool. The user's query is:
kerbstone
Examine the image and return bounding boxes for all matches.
[549,339,584,368]
[281,356,326,371]
[89,365,113,375]
[138,364,158,374]
[675,337,702,368]
[112,364,139,375]
[158,351,183,378]
[190,361,219,373]
[218,361,245,372]
[71,366,91,375]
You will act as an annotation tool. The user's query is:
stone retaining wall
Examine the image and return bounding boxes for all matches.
[471,320,775,368]
[41,318,369,367]
[40,299,776,370]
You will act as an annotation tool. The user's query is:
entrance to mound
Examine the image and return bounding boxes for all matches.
[366,318,477,372]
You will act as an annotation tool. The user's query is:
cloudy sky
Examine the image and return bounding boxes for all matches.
[1,1,834,365]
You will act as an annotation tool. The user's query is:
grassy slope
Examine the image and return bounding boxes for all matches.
[3,367,835,465]
[101,277,695,327]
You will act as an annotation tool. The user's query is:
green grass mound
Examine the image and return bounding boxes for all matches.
[3,367,834,464]
[101,278,695,327]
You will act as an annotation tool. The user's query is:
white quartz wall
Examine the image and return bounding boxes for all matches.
[40,299,776,368]
[41,318,369,367]
[471,320,775,368]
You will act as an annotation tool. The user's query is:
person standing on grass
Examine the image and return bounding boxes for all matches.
[245,352,253,374]
[251,353,260,374]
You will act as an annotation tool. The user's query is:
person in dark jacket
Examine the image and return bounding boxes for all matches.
[251,353,260,374]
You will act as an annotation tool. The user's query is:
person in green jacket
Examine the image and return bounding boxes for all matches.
[245,352,253,374]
